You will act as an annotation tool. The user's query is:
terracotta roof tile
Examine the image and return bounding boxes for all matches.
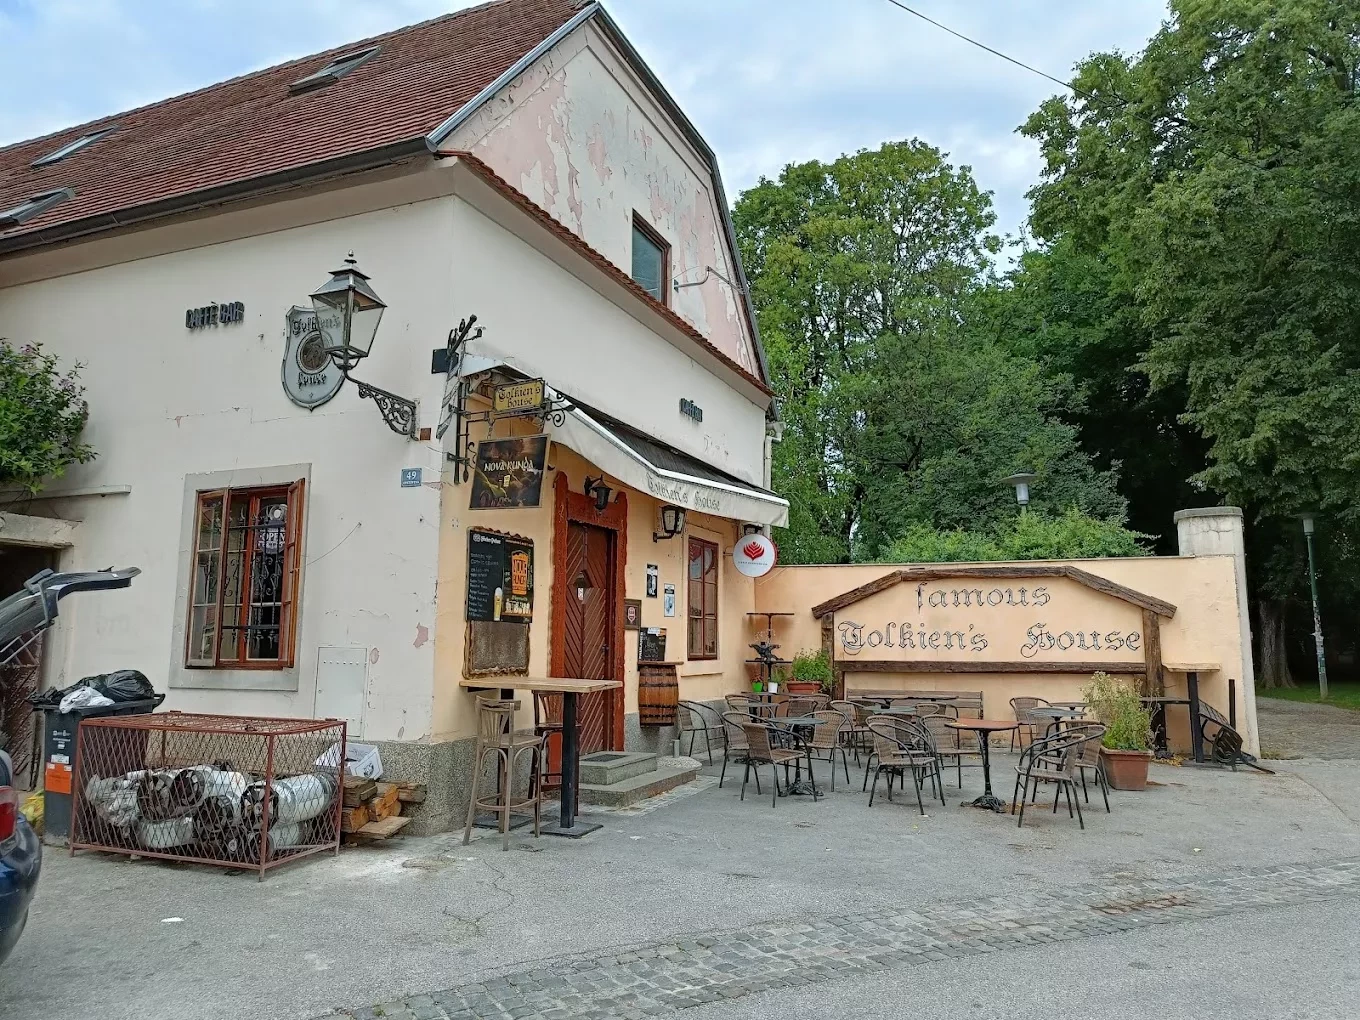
[0,0,585,245]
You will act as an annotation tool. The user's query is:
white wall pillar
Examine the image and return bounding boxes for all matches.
[1174,507,1258,755]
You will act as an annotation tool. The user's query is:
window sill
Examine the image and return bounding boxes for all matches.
[170,667,299,693]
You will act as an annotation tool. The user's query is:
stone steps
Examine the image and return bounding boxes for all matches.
[576,749,698,808]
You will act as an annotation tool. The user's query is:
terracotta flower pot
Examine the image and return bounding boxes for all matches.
[785,680,822,694]
[1100,747,1152,791]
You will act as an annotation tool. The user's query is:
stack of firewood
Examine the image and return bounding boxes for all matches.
[340,777,426,842]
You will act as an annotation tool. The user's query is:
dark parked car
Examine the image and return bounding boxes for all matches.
[0,749,38,964]
[0,566,139,964]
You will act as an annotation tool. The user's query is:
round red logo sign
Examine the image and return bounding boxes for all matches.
[733,533,778,577]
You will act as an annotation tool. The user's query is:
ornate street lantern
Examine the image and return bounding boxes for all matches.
[309,254,416,439]
[311,254,387,372]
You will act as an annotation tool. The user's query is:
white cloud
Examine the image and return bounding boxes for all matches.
[0,0,1168,240]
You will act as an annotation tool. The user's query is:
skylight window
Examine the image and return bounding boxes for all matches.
[31,126,117,168]
[288,45,380,94]
[0,188,74,228]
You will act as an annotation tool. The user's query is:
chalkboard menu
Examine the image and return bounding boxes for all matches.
[466,530,534,622]
[638,628,667,663]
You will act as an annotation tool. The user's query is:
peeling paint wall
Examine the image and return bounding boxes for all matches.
[449,22,759,376]
[0,192,456,744]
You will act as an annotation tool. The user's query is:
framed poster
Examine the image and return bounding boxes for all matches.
[623,598,643,630]
[470,435,548,509]
[466,529,534,622]
[663,583,676,617]
[646,564,658,598]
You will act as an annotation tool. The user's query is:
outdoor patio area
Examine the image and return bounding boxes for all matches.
[4,718,1360,1020]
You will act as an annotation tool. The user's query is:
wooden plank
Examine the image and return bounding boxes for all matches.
[347,815,412,842]
[367,783,400,822]
[342,777,377,808]
[340,804,369,833]
[458,676,622,694]
[811,564,1177,619]
[1142,608,1165,697]
[837,660,1147,674]
[395,783,427,804]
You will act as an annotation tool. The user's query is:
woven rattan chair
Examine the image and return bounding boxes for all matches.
[1009,696,1050,750]
[462,698,547,850]
[920,712,981,788]
[677,700,723,764]
[719,711,755,790]
[1010,725,1105,829]
[725,693,755,715]
[1065,721,1111,812]
[803,710,851,790]
[830,700,869,763]
[739,720,812,807]
[864,716,943,815]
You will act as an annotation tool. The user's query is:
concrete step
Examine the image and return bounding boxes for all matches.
[579,751,656,786]
[578,763,698,808]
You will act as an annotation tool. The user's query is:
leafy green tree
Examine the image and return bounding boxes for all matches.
[0,340,93,494]
[1014,0,1360,685]
[735,141,1126,563]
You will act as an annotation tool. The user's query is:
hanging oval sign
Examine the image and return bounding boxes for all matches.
[733,533,778,577]
[282,306,344,410]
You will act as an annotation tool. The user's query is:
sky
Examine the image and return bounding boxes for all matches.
[0,0,1168,246]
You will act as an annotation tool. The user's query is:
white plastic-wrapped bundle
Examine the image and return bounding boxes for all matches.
[241,773,336,826]
[83,771,146,829]
[137,815,194,849]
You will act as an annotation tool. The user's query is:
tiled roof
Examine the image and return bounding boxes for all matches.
[449,152,774,396]
[0,0,585,247]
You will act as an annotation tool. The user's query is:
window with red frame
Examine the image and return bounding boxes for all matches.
[186,481,304,668]
[687,536,719,659]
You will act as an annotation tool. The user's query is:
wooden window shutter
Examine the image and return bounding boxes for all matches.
[280,478,306,668]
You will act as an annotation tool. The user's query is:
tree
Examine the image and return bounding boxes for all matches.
[1015,0,1360,686]
[0,340,93,494]
[882,509,1151,564]
[735,140,1127,563]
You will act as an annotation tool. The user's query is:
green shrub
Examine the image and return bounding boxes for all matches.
[881,508,1150,564]
[1081,671,1152,751]
[789,648,835,691]
[0,340,94,493]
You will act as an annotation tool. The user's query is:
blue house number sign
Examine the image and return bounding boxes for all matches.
[401,468,423,488]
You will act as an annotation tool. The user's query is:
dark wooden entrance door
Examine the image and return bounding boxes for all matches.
[562,521,618,754]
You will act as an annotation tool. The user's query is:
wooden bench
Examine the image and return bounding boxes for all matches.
[846,689,984,719]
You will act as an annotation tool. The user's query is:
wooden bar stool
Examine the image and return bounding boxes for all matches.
[462,697,547,851]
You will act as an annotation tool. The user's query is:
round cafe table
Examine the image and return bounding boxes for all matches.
[945,719,1020,812]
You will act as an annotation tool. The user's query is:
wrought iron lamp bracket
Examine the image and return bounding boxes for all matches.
[346,372,419,440]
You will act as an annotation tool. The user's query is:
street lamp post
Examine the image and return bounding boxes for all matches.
[1003,472,1036,515]
[1301,513,1328,700]
[310,253,420,439]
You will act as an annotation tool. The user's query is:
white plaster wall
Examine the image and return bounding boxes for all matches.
[450,21,759,376]
[0,199,457,742]
[449,193,768,485]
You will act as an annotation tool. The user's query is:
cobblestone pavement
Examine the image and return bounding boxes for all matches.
[1257,696,1360,759]
[334,855,1360,1020]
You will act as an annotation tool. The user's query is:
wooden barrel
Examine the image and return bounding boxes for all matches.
[637,664,679,726]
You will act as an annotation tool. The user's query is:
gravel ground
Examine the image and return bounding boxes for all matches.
[1257,696,1360,759]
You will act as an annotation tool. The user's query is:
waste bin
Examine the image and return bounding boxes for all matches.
[39,696,163,844]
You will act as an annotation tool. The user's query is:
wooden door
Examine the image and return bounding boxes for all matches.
[562,522,618,753]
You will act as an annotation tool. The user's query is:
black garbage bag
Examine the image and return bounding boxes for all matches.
[88,670,156,703]
[29,679,88,708]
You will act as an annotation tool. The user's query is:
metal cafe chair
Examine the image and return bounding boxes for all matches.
[864,716,944,815]
[677,700,724,765]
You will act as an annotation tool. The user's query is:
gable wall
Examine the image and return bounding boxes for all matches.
[447,21,759,376]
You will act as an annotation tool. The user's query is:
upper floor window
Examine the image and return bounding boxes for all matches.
[631,214,669,304]
[187,481,305,668]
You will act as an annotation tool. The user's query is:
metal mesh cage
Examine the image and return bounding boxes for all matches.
[71,712,345,879]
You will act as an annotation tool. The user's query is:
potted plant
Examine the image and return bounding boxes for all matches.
[785,649,833,695]
[1081,671,1153,791]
